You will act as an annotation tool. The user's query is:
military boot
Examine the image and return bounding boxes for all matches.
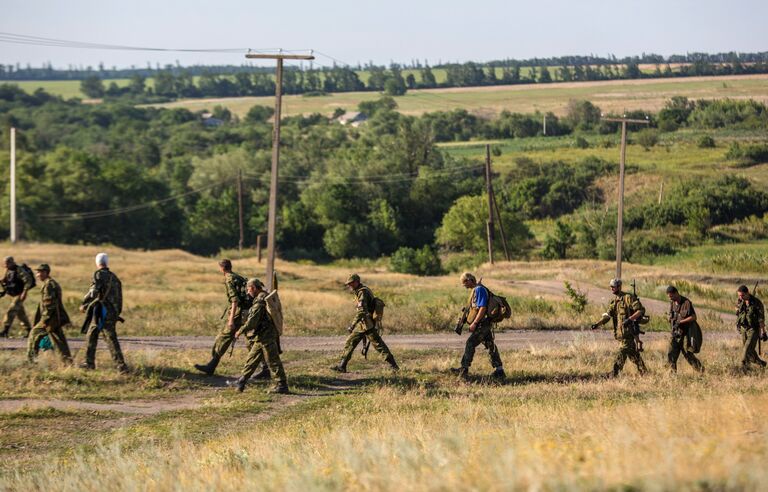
[235,376,247,393]
[117,363,130,375]
[79,362,95,370]
[608,364,621,378]
[194,358,219,376]
[451,367,469,380]
[269,381,289,394]
[385,355,399,372]
[251,364,271,380]
[331,360,347,373]
[491,367,506,381]
[0,327,8,338]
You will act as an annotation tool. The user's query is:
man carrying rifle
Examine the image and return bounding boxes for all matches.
[194,259,269,379]
[665,285,704,373]
[451,272,505,381]
[331,274,399,373]
[79,253,128,373]
[591,278,647,377]
[234,278,288,394]
[736,284,766,372]
[0,256,34,338]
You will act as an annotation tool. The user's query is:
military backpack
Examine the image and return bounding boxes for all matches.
[479,283,512,323]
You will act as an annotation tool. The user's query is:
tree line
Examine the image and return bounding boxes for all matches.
[1,83,766,272]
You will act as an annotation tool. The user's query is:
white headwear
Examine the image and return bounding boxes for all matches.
[95,252,109,267]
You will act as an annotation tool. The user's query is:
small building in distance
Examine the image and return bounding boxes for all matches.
[335,111,367,127]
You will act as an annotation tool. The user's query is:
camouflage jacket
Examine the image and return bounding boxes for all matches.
[35,277,70,328]
[603,291,645,339]
[669,296,698,335]
[2,265,34,297]
[82,268,122,320]
[351,284,376,327]
[224,272,249,311]
[737,295,765,331]
[242,291,276,336]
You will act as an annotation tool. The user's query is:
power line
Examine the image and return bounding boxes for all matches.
[39,178,231,221]
[0,31,309,55]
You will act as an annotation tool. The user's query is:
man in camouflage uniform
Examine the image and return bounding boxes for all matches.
[79,253,128,373]
[451,272,505,380]
[736,284,766,372]
[1,256,34,338]
[331,274,399,373]
[195,259,269,378]
[591,278,648,377]
[27,264,72,364]
[234,278,288,394]
[665,285,704,373]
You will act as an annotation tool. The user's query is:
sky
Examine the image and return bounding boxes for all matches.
[1,0,767,69]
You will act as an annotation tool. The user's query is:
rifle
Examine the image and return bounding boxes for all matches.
[624,279,646,352]
[454,306,469,335]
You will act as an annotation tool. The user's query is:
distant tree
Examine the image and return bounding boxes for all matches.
[542,221,576,259]
[538,66,552,83]
[128,74,146,95]
[80,76,104,98]
[245,105,275,123]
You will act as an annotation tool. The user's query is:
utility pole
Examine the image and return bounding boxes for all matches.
[9,127,16,244]
[485,145,494,264]
[245,51,314,290]
[237,169,244,252]
[542,114,547,136]
[658,181,664,205]
[601,116,649,279]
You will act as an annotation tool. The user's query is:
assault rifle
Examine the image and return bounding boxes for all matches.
[454,306,469,335]
[623,279,646,352]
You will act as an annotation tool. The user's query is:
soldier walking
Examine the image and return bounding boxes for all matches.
[234,278,288,394]
[1,256,34,338]
[27,264,72,364]
[451,272,505,380]
[735,284,766,372]
[79,253,128,373]
[591,278,648,377]
[665,286,704,373]
[331,274,399,373]
[194,259,269,378]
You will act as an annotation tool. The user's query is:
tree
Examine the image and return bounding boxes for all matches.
[80,76,105,98]
[538,66,552,83]
[245,105,275,123]
[436,194,531,256]
[542,221,576,259]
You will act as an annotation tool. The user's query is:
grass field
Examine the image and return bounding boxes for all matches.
[143,74,768,118]
[1,243,766,489]
[11,73,768,118]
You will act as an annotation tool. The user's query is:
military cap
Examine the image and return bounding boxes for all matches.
[345,273,360,285]
[247,278,264,289]
[609,278,622,288]
[35,263,50,272]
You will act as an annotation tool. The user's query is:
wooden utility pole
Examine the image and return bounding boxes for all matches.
[542,114,547,136]
[9,127,16,244]
[485,145,494,264]
[237,169,244,251]
[601,116,649,279]
[245,52,314,290]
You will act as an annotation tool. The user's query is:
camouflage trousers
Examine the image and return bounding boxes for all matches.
[3,296,30,334]
[340,326,394,365]
[27,322,72,363]
[84,319,126,368]
[667,335,703,372]
[613,336,647,375]
[740,327,766,369]
[460,320,503,370]
[241,327,286,384]
[210,314,244,362]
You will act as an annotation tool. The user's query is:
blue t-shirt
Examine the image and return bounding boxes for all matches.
[474,285,488,307]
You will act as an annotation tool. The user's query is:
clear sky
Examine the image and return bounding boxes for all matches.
[1,0,766,69]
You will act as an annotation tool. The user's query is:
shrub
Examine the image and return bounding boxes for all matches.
[697,135,716,148]
[390,246,443,276]
[574,136,590,149]
[635,129,659,150]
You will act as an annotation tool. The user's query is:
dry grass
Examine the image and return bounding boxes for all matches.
[3,337,768,490]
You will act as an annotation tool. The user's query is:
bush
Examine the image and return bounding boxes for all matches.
[623,234,677,262]
[574,136,590,149]
[635,129,659,150]
[697,135,716,148]
[390,246,443,276]
[725,142,768,167]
